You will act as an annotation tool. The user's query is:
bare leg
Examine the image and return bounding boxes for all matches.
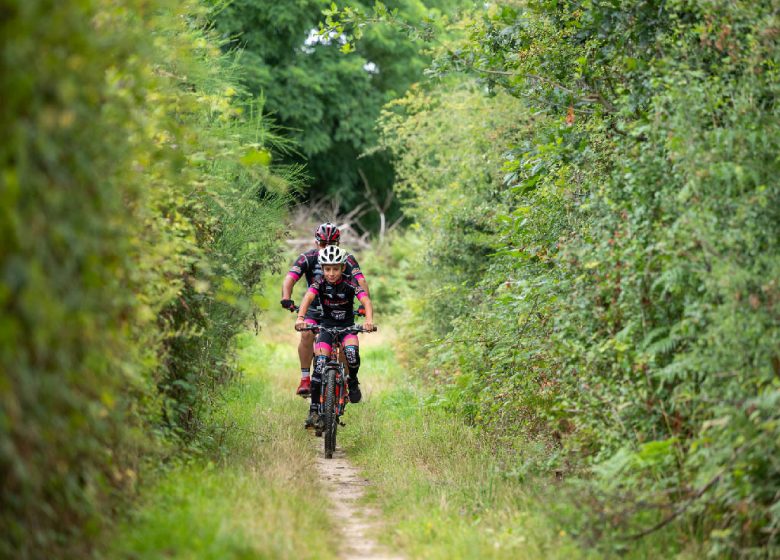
[295,330,316,398]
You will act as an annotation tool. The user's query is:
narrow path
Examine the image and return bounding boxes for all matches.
[261,309,401,559]
[308,324,401,559]
[311,439,402,560]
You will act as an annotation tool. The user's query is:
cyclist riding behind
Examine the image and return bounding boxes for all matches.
[280,223,370,397]
[295,245,374,429]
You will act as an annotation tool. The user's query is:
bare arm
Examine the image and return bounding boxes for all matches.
[359,295,374,332]
[357,276,370,298]
[295,290,316,329]
[346,253,369,297]
[282,274,297,301]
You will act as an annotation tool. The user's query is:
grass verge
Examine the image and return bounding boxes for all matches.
[103,332,335,560]
[104,286,697,559]
[338,336,698,559]
[336,341,581,559]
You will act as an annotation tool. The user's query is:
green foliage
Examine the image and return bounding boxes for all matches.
[340,325,695,559]
[1,0,288,556]
[377,82,530,335]
[212,0,467,222]
[370,0,780,555]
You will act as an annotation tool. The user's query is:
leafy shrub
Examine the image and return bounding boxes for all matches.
[373,0,780,554]
[0,0,288,556]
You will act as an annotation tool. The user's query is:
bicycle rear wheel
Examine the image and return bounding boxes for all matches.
[323,367,338,458]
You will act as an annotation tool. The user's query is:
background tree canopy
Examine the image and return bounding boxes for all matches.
[212,0,464,226]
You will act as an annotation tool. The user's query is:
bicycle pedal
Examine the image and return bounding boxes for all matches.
[339,421,346,427]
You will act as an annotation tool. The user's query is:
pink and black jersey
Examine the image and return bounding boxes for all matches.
[287,249,364,288]
[307,277,367,325]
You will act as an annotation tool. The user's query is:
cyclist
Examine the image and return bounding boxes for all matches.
[280,223,370,397]
[295,245,374,430]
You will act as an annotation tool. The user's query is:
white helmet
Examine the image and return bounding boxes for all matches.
[318,245,347,265]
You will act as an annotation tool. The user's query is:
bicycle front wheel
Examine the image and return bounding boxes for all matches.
[323,367,338,458]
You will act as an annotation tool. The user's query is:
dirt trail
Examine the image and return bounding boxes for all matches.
[309,328,401,560]
[261,306,400,558]
[311,439,402,560]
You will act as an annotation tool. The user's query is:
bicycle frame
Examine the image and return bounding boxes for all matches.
[295,323,375,458]
[321,340,349,418]
[288,304,363,381]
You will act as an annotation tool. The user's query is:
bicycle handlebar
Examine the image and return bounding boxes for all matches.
[288,304,367,319]
[295,324,377,334]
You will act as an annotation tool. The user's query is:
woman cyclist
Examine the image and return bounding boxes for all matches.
[280,223,370,397]
[294,245,374,430]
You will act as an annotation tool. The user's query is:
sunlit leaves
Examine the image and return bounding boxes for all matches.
[1,0,288,555]
[378,0,780,554]
[239,148,272,167]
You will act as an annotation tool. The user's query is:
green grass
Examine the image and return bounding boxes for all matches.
[105,291,700,559]
[338,342,701,560]
[104,333,336,560]
[336,343,584,559]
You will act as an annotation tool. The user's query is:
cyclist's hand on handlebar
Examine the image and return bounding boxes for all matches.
[294,317,305,331]
[280,299,295,310]
[363,321,374,332]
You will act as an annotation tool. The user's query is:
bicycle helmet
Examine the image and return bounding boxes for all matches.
[315,222,341,244]
[319,245,347,265]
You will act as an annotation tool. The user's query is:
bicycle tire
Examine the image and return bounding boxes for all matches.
[323,367,338,458]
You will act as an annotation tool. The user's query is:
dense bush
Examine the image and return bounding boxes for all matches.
[366,0,780,555]
[0,0,287,556]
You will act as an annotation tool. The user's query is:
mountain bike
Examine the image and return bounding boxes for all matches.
[295,323,376,459]
[286,304,367,400]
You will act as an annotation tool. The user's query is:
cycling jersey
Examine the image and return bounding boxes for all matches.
[288,249,364,322]
[287,249,364,287]
[307,276,367,326]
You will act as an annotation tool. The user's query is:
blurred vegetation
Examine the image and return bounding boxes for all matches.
[0,0,289,556]
[211,0,469,228]
[329,0,780,555]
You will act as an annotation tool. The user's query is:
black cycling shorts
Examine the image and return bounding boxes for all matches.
[316,323,356,347]
[304,306,323,324]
